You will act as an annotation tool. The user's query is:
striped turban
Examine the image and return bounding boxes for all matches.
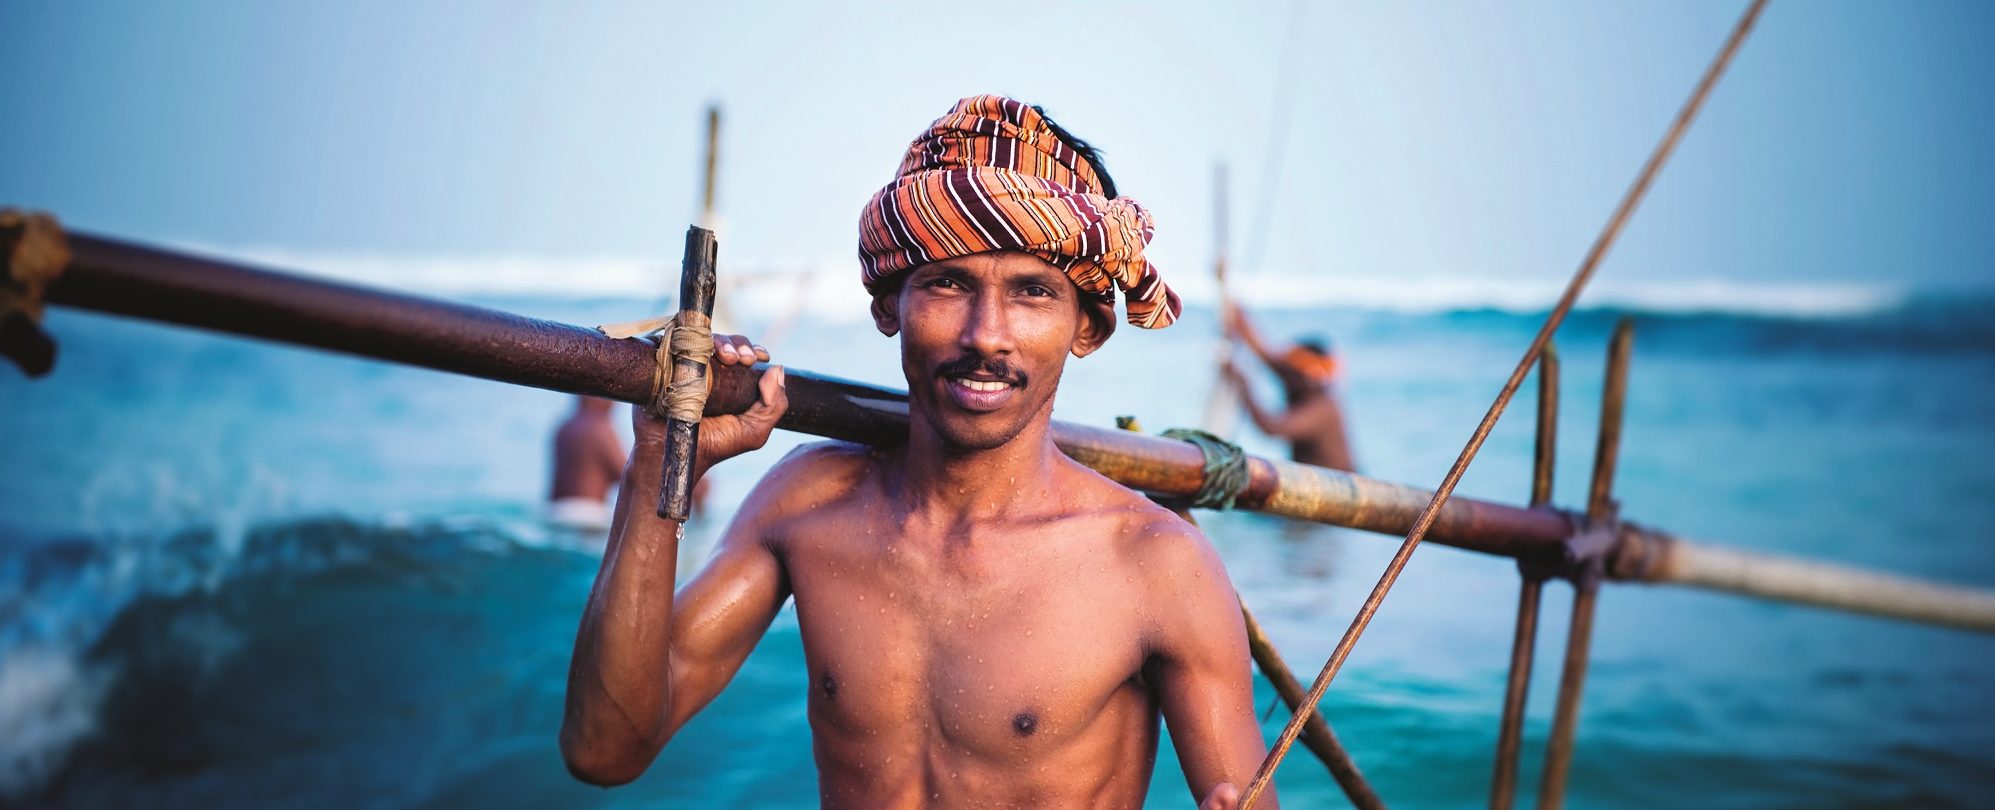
[858,95,1181,330]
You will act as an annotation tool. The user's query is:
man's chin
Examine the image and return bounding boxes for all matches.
[927,412,1031,454]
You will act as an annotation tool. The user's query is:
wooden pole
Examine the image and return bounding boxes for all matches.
[1199,162,1240,436]
[1241,602,1386,809]
[656,227,718,521]
[29,230,1995,633]
[1490,344,1559,810]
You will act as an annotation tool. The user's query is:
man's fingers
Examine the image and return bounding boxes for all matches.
[709,334,773,366]
[749,365,789,424]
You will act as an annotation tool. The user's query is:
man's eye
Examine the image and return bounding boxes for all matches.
[1022,285,1053,297]
[925,277,961,290]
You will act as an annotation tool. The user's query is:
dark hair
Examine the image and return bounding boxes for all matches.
[1296,335,1333,356]
[1032,105,1119,200]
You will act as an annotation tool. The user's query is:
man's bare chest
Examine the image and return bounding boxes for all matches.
[778,527,1153,759]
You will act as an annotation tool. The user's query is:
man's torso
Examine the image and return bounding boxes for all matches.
[761,443,1175,808]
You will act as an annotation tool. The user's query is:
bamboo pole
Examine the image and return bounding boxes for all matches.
[1625,529,1995,633]
[1240,602,1385,809]
[29,231,1995,635]
[1536,322,1632,809]
[1490,344,1559,810]
[1199,161,1239,436]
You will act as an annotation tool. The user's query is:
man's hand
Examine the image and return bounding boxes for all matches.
[1220,301,1247,340]
[1199,782,1242,810]
[1219,358,1248,392]
[630,333,788,479]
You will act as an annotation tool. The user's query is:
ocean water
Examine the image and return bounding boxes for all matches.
[3,285,1994,808]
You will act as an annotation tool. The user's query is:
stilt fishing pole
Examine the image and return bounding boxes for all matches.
[1233,2,1772,806]
[1199,162,1240,436]
[12,220,1995,633]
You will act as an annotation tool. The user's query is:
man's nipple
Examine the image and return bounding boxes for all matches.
[1011,711,1038,737]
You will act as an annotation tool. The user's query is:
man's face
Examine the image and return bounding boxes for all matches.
[874,251,1107,453]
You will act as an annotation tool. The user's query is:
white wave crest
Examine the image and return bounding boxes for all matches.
[167,242,1909,320]
[1201,275,1909,318]
[0,648,111,799]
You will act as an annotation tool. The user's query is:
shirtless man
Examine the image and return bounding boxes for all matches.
[546,396,628,529]
[1220,302,1357,473]
[561,96,1272,808]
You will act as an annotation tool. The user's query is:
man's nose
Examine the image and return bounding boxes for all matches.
[958,292,1013,357]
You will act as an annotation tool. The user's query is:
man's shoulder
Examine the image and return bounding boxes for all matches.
[1054,460,1224,577]
[742,439,884,519]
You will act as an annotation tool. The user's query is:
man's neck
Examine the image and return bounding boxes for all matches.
[896,413,1060,525]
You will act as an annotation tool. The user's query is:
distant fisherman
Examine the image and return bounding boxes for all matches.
[546,396,627,530]
[562,96,1271,808]
[1220,302,1357,472]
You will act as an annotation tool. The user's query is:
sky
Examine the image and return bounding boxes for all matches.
[3,0,1992,304]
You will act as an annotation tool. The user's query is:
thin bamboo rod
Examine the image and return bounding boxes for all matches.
[1534,584,1599,810]
[1490,346,1560,810]
[1241,601,1385,809]
[1536,323,1633,808]
[1490,579,1543,810]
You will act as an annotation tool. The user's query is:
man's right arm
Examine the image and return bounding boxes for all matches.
[1223,302,1282,371]
[560,341,789,786]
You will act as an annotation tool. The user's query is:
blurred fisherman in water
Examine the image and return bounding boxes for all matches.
[546,396,627,530]
[1220,302,1357,472]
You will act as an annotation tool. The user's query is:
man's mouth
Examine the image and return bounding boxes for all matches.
[952,378,1011,393]
[935,356,1027,413]
[944,375,1018,411]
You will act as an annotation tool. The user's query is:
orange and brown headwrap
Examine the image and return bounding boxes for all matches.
[1283,345,1340,384]
[858,95,1181,330]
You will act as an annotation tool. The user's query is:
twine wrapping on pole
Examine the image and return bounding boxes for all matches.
[598,316,716,422]
[0,209,72,377]
[1161,427,1250,511]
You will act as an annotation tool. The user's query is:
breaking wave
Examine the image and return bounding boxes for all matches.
[0,514,585,803]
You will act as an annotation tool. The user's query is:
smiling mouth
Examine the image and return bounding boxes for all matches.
[951,378,1012,393]
[942,375,1019,411]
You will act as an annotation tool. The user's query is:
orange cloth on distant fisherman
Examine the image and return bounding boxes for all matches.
[1284,346,1339,383]
[858,95,1181,329]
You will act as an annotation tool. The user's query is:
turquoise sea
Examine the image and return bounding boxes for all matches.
[3,288,1993,808]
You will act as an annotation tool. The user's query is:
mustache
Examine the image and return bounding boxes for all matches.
[936,355,1028,388]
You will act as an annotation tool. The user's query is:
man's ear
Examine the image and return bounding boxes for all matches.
[1070,297,1117,358]
[871,290,901,337]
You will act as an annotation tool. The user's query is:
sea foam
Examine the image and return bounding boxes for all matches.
[168,242,1915,322]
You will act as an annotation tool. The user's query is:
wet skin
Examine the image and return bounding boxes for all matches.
[562,252,1272,808]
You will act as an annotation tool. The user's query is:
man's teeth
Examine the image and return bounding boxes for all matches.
[954,378,1009,392]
